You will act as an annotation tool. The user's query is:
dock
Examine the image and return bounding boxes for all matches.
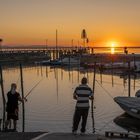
[0,132,131,140]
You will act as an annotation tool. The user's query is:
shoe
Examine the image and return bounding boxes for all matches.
[12,129,18,132]
[80,132,85,135]
[3,127,9,132]
[72,131,77,135]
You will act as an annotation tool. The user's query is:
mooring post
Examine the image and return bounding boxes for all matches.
[0,120,1,131]
[0,65,6,130]
[19,63,25,132]
[91,62,96,133]
[128,61,131,97]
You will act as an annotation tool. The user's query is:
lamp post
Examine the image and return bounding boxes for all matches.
[81,29,87,47]
[71,39,73,47]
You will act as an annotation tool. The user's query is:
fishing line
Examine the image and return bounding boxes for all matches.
[18,78,43,105]
[24,78,43,99]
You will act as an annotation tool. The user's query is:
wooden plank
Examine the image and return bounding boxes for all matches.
[105,131,140,139]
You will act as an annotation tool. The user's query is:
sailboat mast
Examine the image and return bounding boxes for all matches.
[56,29,58,59]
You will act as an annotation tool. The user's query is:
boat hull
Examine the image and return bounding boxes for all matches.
[114,97,140,119]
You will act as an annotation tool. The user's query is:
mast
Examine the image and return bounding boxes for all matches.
[56,29,58,59]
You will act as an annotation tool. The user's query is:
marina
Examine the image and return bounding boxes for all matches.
[0,63,140,134]
[1,0,140,139]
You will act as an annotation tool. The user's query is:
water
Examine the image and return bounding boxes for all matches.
[0,65,140,133]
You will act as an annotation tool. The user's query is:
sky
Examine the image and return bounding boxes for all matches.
[0,0,140,47]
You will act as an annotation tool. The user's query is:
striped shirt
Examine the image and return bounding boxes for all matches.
[74,84,93,109]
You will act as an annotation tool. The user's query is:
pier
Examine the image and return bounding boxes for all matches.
[0,46,140,63]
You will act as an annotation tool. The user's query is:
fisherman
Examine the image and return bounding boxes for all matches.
[5,83,27,132]
[72,77,94,135]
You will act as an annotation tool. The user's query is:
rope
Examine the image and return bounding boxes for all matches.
[96,80,114,99]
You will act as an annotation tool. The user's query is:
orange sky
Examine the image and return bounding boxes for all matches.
[0,0,140,47]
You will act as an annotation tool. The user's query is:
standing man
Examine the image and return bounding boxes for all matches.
[5,83,26,132]
[72,77,94,135]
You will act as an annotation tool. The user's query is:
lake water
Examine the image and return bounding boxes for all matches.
[0,65,139,133]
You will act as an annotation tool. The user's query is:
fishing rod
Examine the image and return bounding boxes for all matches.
[24,79,43,99]
[19,78,43,105]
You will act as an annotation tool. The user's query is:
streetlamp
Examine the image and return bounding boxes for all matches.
[81,29,87,47]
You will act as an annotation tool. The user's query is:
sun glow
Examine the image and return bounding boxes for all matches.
[111,47,115,54]
[109,41,118,54]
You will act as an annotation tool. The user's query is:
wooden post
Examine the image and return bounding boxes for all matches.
[0,65,6,130]
[91,62,96,133]
[128,62,131,97]
[0,119,1,131]
[19,64,25,132]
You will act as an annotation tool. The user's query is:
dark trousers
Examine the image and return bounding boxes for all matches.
[72,108,89,132]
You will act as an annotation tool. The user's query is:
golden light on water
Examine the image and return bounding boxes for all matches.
[110,42,118,54]
[111,47,115,54]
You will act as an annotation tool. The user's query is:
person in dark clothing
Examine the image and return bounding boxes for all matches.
[5,83,26,131]
[72,77,94,135]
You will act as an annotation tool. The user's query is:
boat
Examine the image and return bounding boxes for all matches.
[114,113,140,133]
[49,59,62,66]
[35,59,62,66]
[114,96,140,119]
[61,57,80,66]
[35,60,50,65]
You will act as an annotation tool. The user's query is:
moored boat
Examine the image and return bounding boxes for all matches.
[114,96,140,119]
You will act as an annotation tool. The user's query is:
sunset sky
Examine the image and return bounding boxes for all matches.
[0,0,140,47]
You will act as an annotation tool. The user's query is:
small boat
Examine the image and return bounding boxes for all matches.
[49,59,62,66]
[35,59,62,66]
[35,60,50,65]
[114,96,140,119]
[61,57,80,66]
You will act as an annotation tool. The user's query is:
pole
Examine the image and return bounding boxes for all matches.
[46,39,48,50]
[19,63,25,132]
[0,65,6,130]
[0,38,3,51]
[56,29,58,59]
[91,62,96,133]
[128,62,131,97]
